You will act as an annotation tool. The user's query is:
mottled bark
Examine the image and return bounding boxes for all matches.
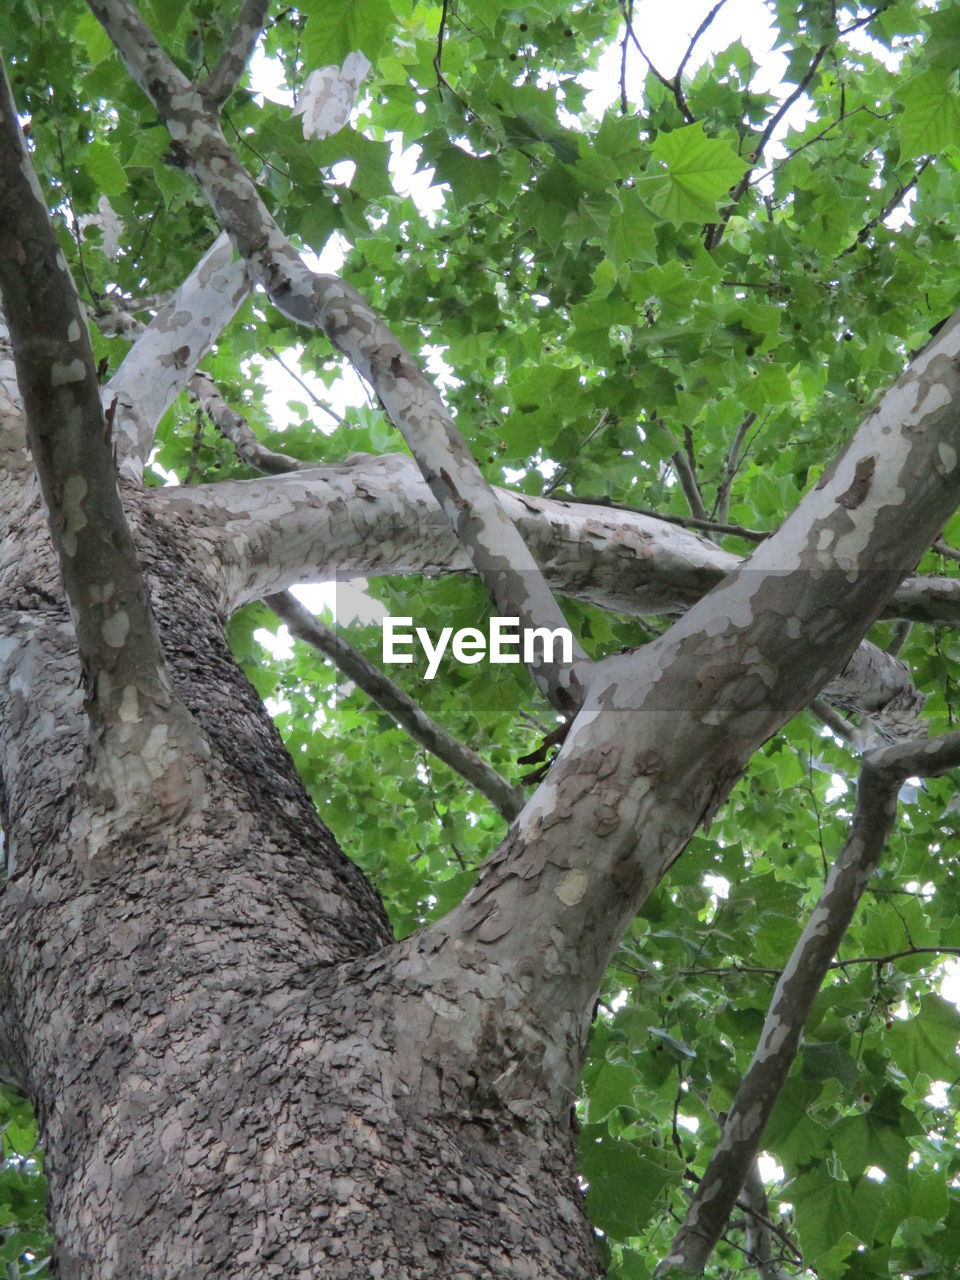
[0,495,599,1278]
[88,0,587,713]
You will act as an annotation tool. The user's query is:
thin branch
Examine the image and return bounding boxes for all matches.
[933,539,960,563]
[840,158,931,258]
[839,7,882,35]
[810,697,855,742]
[655,731,960,1276]
[263,345,343,425]
[541,409,611,497]
[713,412,756,526]
[671,442,709,523]
[189,369,309,473]
[0,61,172,736]
[618,3,629,115]
[886,620,911,657]
[553,495,767,542]
[90,0,588,715]
[203,0,270,108]
[740,1161,797,1279]
[676,0,729,83]
[619,943,960,983]
[265,593,525,821]
[433,0,452,94]
[707,42,829,250]
[620,0,694,123]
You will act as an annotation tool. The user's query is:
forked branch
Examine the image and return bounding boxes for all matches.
[88,0,587,715]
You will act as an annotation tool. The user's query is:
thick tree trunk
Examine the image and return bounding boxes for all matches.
[0,494,601,1279]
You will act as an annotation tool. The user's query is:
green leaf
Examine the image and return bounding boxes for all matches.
[638,123,748,225]
[884,995,960,1082]
[579,1126,681,1240]
[84,142,127,197]
[896,71,960,160]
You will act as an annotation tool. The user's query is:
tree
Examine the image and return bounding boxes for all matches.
[1,0,960,1276]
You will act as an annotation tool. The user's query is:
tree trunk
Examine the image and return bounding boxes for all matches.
[0,494,600,1278]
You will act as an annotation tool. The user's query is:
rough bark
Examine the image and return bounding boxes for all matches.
[1,493,600,1278]
[2,5,960,1276]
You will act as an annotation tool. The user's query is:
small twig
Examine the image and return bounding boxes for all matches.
[840,159,931,258]
[618,1,630,115]
[552,494,768,541]
[264,345,345,425]
[676,0,729,83]
[620,0,694,123]
[542,409,612,496]
[707,42,830,250]
[838,7,882,35]
[713,412,756,525]
[433,0,452,94]
[933,539,960,563]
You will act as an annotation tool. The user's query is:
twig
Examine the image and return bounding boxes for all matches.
[620,0,694,123]
[840,159,931,258]
[740,1161,797,1279]
[655,730,960,1275]
[433,0,452,94]
[542,409,611,497]
[713,412,756,525]
[263,345,344,425]
[552,495,768,541]
[266,593,525,822]
[676,0,729,83]
[707,42,830,250]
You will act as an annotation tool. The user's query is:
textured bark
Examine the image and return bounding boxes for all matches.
[2,7,960,1275]
[0,495,600,1278]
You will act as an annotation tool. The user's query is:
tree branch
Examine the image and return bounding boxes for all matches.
[713,412,757,526]
[179,361,526,820]
[707,42,829,250]
[102,233,250,479]
[203,0,271,108]
[265,593,525,821]
[671,440,709,523]
[152,455,936,726]
[620,0,694,123]
[0,62,171,737]
[656,730,960,1275]
[676,0,729,85]
[88,0,587,715]
[740,1161,796,1280]
[0,59,208,838]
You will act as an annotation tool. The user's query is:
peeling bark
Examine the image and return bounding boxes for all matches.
[0,6,958,1276]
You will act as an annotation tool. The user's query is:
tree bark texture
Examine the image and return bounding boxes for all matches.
[0,489,602,1278]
